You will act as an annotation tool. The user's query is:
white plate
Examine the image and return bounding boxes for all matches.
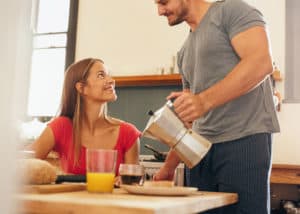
[120,185,198,196]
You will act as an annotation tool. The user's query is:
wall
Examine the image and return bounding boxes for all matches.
[246,0,300,165]
[76,0,188,76]
[76,0,300,164]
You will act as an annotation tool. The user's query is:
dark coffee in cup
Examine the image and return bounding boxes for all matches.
[119,164,144,185]
[120,174,143,185]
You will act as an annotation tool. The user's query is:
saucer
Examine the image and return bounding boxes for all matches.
[120,185,198,196]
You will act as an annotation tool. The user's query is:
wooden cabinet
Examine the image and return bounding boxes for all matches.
[270,164,300,211]
[271,164,300,185]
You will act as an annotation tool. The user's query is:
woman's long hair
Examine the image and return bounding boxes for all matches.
[58,58,110,164]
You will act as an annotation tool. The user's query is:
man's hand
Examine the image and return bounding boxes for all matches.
[167,91,210,124]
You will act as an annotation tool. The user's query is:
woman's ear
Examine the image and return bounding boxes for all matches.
[75,82,84,94]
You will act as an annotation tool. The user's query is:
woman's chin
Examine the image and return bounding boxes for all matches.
[106,94,117,102]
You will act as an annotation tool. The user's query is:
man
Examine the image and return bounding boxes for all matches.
[153,0,280,213]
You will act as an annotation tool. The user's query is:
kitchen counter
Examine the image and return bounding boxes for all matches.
[17,188,238,214]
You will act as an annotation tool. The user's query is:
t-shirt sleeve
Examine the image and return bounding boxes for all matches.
[47,117,72,152]
[177,50,190,90]
[121,122,141,152]
[222,0,266,40]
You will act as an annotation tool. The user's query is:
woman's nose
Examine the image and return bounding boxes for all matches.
[106,76,115,85]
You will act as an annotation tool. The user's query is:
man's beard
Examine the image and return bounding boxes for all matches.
[168,16,185,26]
[168,2,188,26]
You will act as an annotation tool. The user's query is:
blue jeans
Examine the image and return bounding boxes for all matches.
[185,133,272,214]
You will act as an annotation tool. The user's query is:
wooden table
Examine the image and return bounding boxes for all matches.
[16,188,238,214]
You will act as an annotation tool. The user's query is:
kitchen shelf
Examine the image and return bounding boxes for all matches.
[270,164,300,185]
[113,74,182,87]
[272,71,283,82]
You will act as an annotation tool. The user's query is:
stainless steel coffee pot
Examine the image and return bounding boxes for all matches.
[143,100,212,168]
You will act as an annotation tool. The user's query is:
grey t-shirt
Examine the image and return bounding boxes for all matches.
[177,0,280,143]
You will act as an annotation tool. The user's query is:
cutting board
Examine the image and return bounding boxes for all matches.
[22,183,86,194]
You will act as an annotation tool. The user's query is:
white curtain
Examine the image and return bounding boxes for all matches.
[0,0,32,213]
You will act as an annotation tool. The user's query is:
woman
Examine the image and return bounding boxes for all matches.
[28,58,141,176]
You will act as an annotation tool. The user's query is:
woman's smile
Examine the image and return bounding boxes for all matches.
[103,85,115,93]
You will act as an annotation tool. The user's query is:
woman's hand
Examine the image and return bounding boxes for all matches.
[114,176,121,187]
[153,149,180,181]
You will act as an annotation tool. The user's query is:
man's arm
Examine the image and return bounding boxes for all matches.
[169,26,273,123]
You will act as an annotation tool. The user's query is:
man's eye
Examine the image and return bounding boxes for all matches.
[159,0,168,5]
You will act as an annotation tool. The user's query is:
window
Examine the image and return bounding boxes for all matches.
[27,0,78,117]
[285,0,300,103]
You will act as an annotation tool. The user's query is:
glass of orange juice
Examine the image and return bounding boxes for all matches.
[86,149,117,193]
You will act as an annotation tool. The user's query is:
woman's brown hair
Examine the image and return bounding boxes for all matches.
[58,58,105,164]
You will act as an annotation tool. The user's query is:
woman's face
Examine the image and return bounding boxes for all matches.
[80,61,117,103]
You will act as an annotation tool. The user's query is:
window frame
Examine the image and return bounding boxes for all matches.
[27,0,78,120]
[284,0,300,103]
[65,0,78,68]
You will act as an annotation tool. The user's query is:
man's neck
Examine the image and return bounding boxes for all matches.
[186,1,212,31]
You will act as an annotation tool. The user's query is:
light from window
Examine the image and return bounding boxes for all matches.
[36,0,70,33]
[27,0,70,116]
[27,48,65,116]
[34,34,67,49]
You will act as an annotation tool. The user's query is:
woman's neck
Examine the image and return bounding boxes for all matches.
[82,103,107,133]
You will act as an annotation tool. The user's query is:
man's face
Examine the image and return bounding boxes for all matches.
[155,0,189,26]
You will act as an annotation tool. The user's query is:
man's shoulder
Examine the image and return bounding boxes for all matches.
[217,0,248,6]
[212,0,259,28]
[216,0,255,11]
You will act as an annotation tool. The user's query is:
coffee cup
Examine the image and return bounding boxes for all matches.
[119,164,144,185]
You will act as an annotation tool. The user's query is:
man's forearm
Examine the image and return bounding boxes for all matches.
[163,149,181,171]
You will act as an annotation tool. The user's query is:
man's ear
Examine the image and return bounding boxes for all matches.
[75,82,84,93]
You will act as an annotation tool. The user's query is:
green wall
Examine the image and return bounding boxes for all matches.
[108,85,182,155]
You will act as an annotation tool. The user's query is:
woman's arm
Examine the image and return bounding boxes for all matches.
[153,149,181,181]
[26,126,56,159]
[124,138,140,164]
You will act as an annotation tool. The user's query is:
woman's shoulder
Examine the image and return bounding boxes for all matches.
[48,116,72,129]
[48,116,72,123]
[106,117,141,136]
[115,120,141,150]
[107,117,123,124]
[120,121,139,131]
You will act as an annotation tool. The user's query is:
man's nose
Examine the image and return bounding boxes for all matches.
[157,5,166,16]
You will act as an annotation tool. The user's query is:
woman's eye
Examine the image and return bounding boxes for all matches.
[97,72,105,79]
